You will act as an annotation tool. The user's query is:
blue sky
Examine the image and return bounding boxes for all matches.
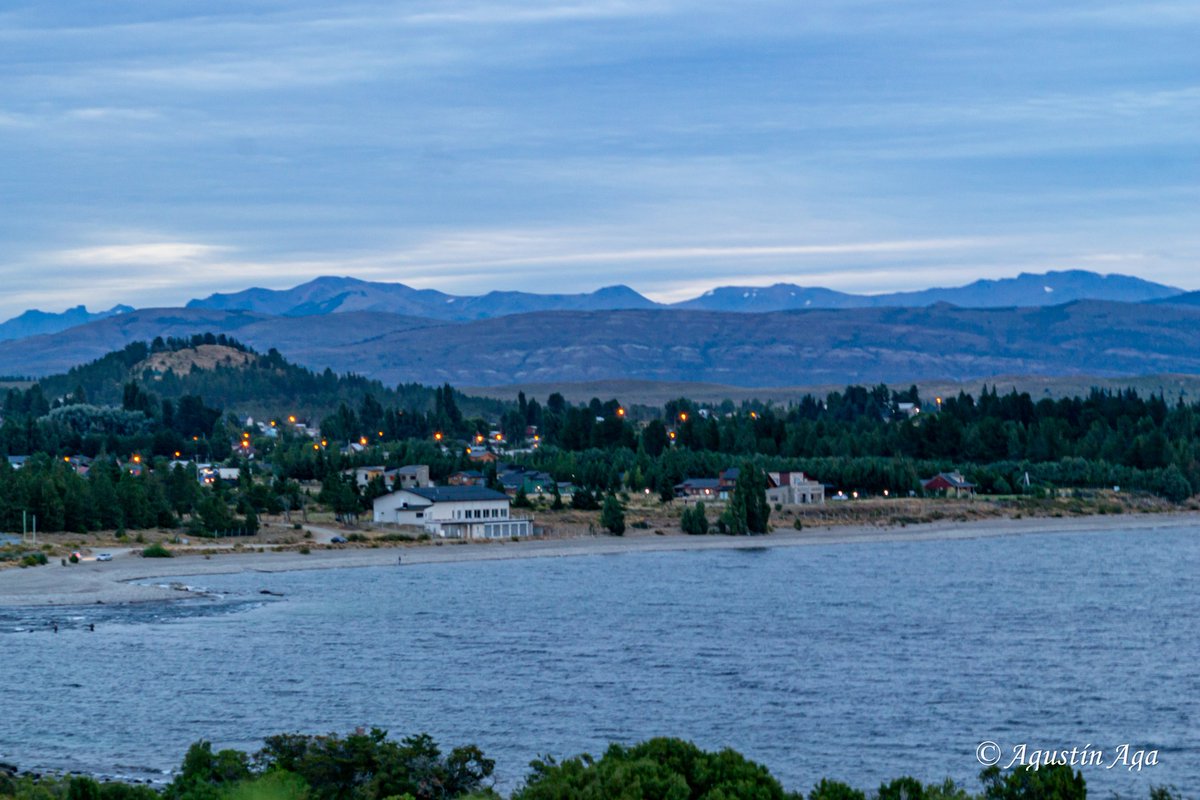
[1,0,1197,316]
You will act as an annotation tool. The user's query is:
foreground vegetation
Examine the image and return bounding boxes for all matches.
[0,731,1184,800]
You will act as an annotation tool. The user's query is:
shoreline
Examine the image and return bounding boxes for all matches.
[2,511,1197,608]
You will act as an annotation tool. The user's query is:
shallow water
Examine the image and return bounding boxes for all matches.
[1,527,1197,795]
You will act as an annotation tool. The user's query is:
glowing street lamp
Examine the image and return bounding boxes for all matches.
[434,432,444,442]
[616,407,626,417]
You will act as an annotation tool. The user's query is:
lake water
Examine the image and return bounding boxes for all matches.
[1,527,1197,796]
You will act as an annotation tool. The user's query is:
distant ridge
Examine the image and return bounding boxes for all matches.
[0,304,132,343]
[186,276,658,320]
[674,270,1182,312]
[183,270,1181,320]
[1,271,1183,336]
[5,300,1200,387]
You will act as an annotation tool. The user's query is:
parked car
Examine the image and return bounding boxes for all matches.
[330,536,348,543]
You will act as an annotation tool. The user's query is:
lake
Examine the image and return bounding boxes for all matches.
[1,526,1197,795]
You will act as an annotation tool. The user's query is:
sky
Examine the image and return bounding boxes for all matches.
[1,0,1198,317]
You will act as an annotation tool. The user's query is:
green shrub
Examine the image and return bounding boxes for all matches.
[141,543,172,558]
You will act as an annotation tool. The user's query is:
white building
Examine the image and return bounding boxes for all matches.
[346,465,388,488]
[766,471,825,505]
[372,486,532,539]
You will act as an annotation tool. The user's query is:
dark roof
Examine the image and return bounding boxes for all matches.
[676,478,720,489]
[451,470,485,478]
[406,486,509,503]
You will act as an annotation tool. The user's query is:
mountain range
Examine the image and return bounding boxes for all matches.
[184,269,1181,319]
[1,271,1184,342]
[1,269,1198,389]
[5,299,1200,389]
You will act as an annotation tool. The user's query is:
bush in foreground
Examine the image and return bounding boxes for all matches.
[141,543,173,558]
[0,733,1186,800]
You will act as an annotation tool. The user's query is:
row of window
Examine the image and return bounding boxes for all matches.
[453,507,508,520]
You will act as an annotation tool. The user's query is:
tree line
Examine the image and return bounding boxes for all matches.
[2,337,1199,537]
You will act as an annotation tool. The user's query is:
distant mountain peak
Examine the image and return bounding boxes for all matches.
[0,304,133,343]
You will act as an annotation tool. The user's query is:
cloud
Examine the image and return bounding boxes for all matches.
[55,242,229,266]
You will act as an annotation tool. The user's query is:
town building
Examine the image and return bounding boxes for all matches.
[346,465,388,488]
[389,464,431,489]
[372,486,532,539]
[674,477,721,500]
[922,471,976,497]
[766,471,825,505]
[448,470,486,486]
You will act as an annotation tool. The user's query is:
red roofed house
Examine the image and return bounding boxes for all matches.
[922,471,976,497]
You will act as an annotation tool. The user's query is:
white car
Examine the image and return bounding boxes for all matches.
[96,553,113,562]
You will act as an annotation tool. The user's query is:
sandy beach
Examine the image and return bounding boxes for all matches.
[1,512,1196,608]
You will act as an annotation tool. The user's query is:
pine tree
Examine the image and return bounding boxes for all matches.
[513,486,533,508]
[600,494,625,536]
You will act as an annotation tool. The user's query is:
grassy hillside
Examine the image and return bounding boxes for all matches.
[34,335,507,420]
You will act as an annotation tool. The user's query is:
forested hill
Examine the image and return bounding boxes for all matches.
[33,334,507,420]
